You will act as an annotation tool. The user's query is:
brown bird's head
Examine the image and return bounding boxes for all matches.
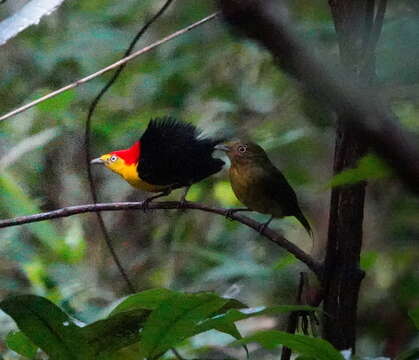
[215,140,268,165]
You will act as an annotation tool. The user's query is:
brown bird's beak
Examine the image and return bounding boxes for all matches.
[90,157,104,165]
[214,144,230,152]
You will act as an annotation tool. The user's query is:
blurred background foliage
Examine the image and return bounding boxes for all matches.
[0,0,418,358]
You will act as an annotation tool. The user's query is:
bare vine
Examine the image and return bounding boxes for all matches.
[85,0,175,294]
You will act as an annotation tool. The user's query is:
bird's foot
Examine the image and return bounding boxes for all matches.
[225,208,251,220]
[177,198,190,210]
[142,196,156,213]
[257,216,274,234]
[177,185,191,211]
[225,209,236,220]
[257,222,268,234]
[142,188,171,213]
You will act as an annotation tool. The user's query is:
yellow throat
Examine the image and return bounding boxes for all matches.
[98,154,167,193]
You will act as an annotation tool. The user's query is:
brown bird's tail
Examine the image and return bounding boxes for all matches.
[295,210,313,239]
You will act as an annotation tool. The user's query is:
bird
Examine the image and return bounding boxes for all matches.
[91,117,225,206]
[215,140,312,236]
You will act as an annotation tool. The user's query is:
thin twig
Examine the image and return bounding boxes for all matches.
[281,272,305,360]
[85,0,175,296]
[0,201,323,277]
[0,12,218,123]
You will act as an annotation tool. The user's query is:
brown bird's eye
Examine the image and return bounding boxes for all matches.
[237,145,247,153]
[110,155,118,162]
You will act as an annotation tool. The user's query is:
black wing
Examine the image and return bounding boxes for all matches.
[138,117,225,186]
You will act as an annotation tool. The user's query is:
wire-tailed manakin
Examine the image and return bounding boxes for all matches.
[215,141,312,236]
[91,117,225,207]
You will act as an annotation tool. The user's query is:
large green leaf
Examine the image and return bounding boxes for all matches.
[109,288,176,315]
[92,289,246,358]
[0,295,91,360]
[6,331,38,359]
[138,292,233,359]
[234,330,343,360]
[82,309,150,357]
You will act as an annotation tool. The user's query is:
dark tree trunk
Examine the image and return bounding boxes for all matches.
[323,121,367,349]
[217,0,388,350]
[323,0,383,350]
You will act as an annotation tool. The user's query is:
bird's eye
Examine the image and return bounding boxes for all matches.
[110,155,118,162]
[237,145,247,153]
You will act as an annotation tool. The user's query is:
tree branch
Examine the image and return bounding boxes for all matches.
[218,0,419,194]
[0,201,323,277]
[0,12,218,123]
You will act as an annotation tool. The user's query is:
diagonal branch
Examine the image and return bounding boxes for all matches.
[0,201,323,277]
[0,12,218,123]
[218,0,419,194]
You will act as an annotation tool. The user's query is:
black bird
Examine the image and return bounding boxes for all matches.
[91,117,225,203]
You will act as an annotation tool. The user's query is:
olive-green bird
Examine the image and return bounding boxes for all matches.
[215,141,312,236]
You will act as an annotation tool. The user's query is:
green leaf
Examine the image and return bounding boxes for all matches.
[6,331,38,359]
[138,292,231,359]
[396,348,419,360]
[194,305,317,335]
[107,289,246,358]
[328,153,392,188]
[234,330,343,360]
[408,306,419,329]
[0,295,91,360]
[109,288,176,315]
[82,309,150,357]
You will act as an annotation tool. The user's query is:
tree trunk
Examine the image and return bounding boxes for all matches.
[323,0,382,350]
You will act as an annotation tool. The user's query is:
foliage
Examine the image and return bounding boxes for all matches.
[0,289,320,359]
[234,330,343,360]
[328,154,392,188]
[0,0,418,359]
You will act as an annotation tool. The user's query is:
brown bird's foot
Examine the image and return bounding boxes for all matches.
[142,188,172,213]
[225,208,251,220]
[177,185,191,211]
[257,216,274,234]
[177,199,190,210]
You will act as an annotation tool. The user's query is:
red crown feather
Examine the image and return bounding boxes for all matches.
[111,141,141,165]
